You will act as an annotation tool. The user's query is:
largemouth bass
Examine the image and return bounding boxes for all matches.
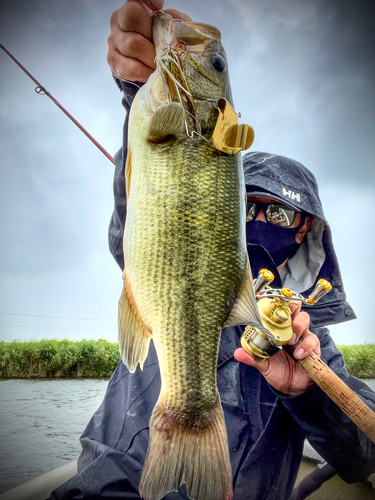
[118,12,264,500]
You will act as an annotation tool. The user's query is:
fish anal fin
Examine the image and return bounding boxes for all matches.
[223,256,262,328]
[147,102,186,143]
[139,399,233,500]
[118,272,152,372]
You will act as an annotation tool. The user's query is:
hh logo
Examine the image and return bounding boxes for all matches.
[282,187,301,202]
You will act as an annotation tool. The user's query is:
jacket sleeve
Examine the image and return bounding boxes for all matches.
[108,75,144,270]
[279,327,375,483]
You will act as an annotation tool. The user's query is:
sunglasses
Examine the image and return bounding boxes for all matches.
[246,201,300,227]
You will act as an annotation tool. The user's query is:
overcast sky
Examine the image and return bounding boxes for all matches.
[1,0,375,345]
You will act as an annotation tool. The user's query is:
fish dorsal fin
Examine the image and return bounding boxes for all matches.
[223,255,264,328]
[125,147,132,204]
[118,271,153,373]
[147,102,186,143]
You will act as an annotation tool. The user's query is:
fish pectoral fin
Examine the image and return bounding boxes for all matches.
[147,102,186,142]
[118,272,152,373]
[223,255,263,328]
[125,147,132,203]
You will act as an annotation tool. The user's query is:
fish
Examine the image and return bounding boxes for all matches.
[118,11,264,500]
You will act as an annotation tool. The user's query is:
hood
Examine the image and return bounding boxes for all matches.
[243,151,355,327]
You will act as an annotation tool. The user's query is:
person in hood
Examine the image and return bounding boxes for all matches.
[242,151,352,327]
[50,2,375,500]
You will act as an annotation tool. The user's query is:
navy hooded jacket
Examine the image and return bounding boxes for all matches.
[50,79,375,500]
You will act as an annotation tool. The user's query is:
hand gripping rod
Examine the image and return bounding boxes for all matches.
[241,269,375,444]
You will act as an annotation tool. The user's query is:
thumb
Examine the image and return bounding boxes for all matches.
[234,348,269,374]
[139,0,164,10]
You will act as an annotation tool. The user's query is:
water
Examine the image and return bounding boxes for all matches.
[0,378,374,496]
[0,378,108,494]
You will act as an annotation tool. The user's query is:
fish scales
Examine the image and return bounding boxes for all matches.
[127,133,244,411]
[118,12,262,500]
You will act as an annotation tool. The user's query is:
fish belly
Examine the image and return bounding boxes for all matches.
[127,124,245,403]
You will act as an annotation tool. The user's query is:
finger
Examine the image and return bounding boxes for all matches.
[287,301,302,318]
[108,2,157,81]
[293,331,321,360]
[164,8,193,22]
[234,348,256,366]
[140,0,164,11]
[108,51,154,82]
[115,2,154,41]
[234,348,270,375]
[286,302,303,344]
[110,30,156,69]
[288,310,310,344]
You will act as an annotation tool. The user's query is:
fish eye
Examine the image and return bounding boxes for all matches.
[211,54,226,72]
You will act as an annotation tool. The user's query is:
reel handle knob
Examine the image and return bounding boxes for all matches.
[254,269,275,294]
[307,279,332,304]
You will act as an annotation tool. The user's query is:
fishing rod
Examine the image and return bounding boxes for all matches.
[0,44,114,165]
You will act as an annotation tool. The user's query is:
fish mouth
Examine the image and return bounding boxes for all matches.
[152,13,222,137]
[157,46,218,131]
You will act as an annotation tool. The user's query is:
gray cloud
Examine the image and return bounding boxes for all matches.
[226,0,375,184]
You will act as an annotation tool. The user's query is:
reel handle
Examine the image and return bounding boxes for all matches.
[254,270,332,306]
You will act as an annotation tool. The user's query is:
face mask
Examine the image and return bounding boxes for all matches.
[246,220,301,267]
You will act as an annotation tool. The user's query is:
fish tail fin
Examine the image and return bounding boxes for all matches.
[118,272,152,373]
[139,400,233,500]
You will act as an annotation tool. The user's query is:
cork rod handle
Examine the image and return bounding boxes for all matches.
[298,352,375,444]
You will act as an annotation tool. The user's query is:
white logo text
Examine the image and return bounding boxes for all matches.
[282,187,301,202]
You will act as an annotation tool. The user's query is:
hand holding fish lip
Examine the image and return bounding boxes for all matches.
[107,0,192,83]
[235,302,321,396]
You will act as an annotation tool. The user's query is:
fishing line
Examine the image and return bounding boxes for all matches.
[0,319,113,331]
[154,18,221,143]
[111,72,142,89]
[158,54,192,97]
[0,311,115,321]
[185,127,212,143]
[158,47,206,138]
[157,51,196,135]
[28,0,86,45]
[166,17,183,44]
[159,50,215,143]
[160,19,206,137]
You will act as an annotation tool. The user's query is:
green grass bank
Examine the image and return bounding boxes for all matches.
[337,344,375,379]
[0,339,120,378]
[0,340,374,379]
